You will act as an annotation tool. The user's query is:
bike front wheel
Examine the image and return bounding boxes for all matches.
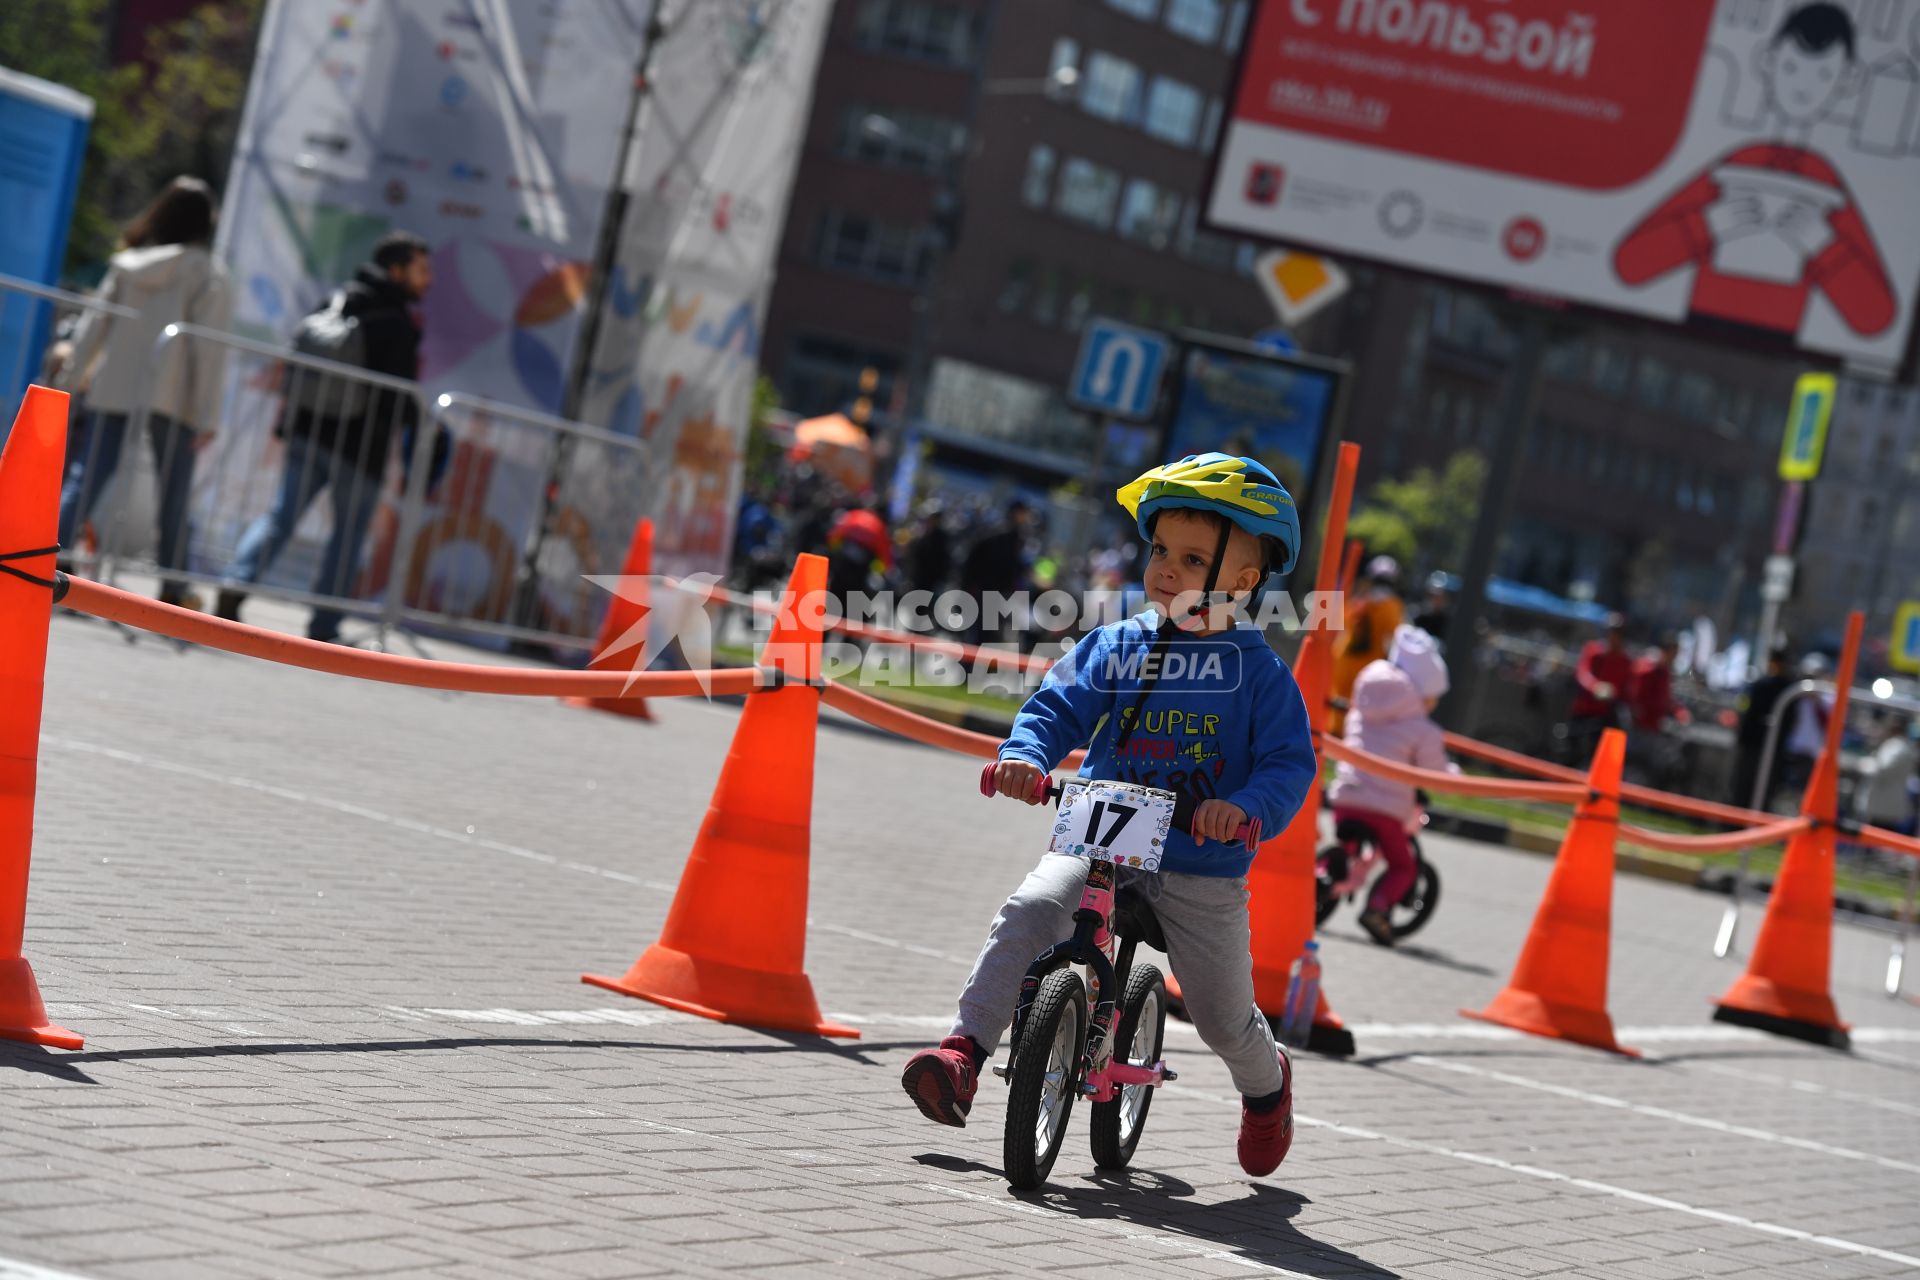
[1004,969,1086,1190]
[1089,964,1166,1170]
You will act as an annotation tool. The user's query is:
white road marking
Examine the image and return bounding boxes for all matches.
[921,1183,1313,1276]
[1409,1055,1920,1176]
[1165,1085,1920,1270]
[1692,1059,1920,1119]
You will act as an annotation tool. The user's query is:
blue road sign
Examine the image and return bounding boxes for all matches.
[1069,319,1171,421]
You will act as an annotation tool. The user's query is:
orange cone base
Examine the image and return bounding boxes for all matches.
[1713,979,1850,1050]
[0,958,83,1051]
[583,945,860,1039]
[562,695,653,721]
[1463,990,1640,1058]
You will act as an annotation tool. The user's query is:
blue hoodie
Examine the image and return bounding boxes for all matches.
[999,613,1317,877]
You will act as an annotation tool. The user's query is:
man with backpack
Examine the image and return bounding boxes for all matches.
[215,232,432,643]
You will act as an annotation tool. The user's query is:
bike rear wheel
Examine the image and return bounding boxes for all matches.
[1313,846,1346,926]
[1390,850,1440,939]
[1004,969,1086,1190]
[1089,965,1166,1170]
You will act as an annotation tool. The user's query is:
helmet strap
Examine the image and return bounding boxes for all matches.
[1113,518,1236,754]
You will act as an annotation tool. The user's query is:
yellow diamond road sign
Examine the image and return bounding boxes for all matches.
[1255,250,1349,327]
[1778,372,1835,482]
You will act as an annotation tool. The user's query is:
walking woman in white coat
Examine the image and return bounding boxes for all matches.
[57,176,230,607]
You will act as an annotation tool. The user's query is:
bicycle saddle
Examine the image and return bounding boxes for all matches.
[1112,887,1168,953]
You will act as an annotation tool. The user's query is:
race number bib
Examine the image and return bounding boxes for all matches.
[1049,781,1176,872]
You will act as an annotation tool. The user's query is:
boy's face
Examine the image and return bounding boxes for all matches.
[1145,510,1264,633]
[1761,39,1853,124]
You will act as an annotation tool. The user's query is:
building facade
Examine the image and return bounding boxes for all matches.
[761,0,1837,636]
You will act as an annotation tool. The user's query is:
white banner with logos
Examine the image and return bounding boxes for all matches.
[578,0,834,582]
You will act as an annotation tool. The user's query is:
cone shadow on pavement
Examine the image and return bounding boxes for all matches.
[1463,728,1638,1057]
[0,386,83,1051]
[583,553,858,1038]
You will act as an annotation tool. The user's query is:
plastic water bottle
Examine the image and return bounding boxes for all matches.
[1280,941,1322,1048]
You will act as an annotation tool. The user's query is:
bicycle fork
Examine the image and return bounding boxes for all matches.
[999,862,1174,1098]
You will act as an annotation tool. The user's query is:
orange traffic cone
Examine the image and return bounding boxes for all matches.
[1248,627,1354,1056]
[583,553,858,1038]
[0,386,83,1050]
[1464,728,1637,1056]
[567,516,656,720]
[1712,611,1861,1050]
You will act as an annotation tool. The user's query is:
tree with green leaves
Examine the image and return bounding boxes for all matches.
[1345,450,1487,577]
[0,0,262,274]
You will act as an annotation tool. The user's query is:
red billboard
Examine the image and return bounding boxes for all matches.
[1206,1,1920,376]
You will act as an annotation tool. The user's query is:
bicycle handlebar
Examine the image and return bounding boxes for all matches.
[979,763,1261,850]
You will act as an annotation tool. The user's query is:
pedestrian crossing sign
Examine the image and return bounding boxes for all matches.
[1893,603,1920,675]
[1778,373,1835,482]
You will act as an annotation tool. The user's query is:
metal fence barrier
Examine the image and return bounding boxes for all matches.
[0,273,140,437]
[1712,678,1920,998]
[2,272,652,656]
[382,392,652,653]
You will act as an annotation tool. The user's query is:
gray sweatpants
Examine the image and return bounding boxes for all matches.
[951,853,1285,1098]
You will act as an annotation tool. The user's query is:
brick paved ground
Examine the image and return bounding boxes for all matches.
[3,609,1918,1278]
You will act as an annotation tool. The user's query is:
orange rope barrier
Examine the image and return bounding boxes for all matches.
[1318,735,1587,803]
[708,584,1059,673]
[1859,823,1920,862]
[1616,818,1810,855]
[59,578,760,700]
[1441,730,1783,829]
[819,681,1085,769]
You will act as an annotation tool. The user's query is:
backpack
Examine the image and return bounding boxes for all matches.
[286,291,370,419]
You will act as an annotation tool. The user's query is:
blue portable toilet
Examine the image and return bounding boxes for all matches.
[0,66,94,436]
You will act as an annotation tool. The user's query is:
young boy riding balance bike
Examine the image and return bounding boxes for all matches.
[901,454,1319,1177]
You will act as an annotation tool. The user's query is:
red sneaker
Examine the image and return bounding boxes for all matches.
[901,1036,980,1127]
[1237,1048,1294,1176]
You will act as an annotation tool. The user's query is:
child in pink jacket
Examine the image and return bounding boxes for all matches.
[1327,625,1455,945]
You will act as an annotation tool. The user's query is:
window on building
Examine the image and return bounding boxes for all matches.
[1429,389,1451,430]
[1055,156,1122,228]
[854,0,978,65]
[1634,357,1672,408]
[1234,241,1259,276]
[1143,77,1203,146]
[1105,0,1159,18]
[1223,0,1251,49]
[1454,398,1474,441]
[1022,144,1056,207]
[1175,203,1233,269]
[998,257,1035,313]
[1672,372,1716,423]
[1200,96,1224,150]
[1861,498,1882,538]
[1588,345,1631,395]
[1065,276,1094,332]
[839,106,965,175]
[816,210,928,285]
[1165,0,1224,42]
[1034,266,1061,324]
[785,336,902,418]
[1081,51,1144,124]
[1117,178,1181,247]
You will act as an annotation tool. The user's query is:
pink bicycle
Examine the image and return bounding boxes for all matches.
[1314,807,1440,940]
[980,765,1260,1189]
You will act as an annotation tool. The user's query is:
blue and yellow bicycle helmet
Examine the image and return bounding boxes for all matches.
[1116,452,1300,576]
